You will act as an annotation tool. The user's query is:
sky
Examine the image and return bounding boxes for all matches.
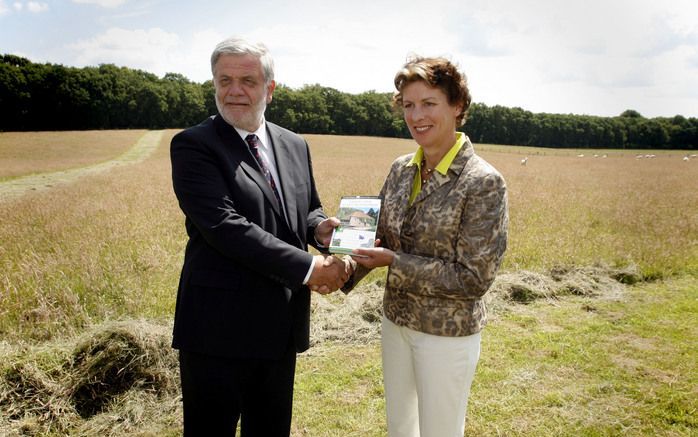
[1,0,697,118]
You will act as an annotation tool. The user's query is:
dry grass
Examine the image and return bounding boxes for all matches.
[0,130,182,341]
[469,149,698,277]
[309,135,698,277]
[305,134,415,214]
[0,320,179,436]
[0,131,695,342]
[0,130,696,435]
[1,277,694,436]
[309,263,639,346]
[0,130,148,180]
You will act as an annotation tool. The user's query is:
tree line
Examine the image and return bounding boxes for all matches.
[1,55,696,149]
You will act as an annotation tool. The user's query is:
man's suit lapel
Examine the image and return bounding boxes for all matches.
[214,116,285,220]
[267,124,299,234]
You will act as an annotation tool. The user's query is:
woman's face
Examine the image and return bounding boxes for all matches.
[401,80,462,151]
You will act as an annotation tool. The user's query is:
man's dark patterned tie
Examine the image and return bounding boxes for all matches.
[245,134,282,207]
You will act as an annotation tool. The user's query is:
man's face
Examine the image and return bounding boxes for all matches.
[213,54,275,132]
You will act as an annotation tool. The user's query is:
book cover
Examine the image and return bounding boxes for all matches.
[328,196,381,256]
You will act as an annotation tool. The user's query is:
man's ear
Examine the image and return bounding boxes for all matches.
[266,80,276,104]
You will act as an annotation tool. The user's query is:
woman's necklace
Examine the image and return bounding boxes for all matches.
[420,158,434,184]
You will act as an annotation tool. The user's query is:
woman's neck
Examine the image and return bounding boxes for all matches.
[422,150,442,171]
[422,133,456,170]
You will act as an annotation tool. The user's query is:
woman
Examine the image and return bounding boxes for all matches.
[344,56,508,436]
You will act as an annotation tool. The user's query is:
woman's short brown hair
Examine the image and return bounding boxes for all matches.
[393,56,472,126]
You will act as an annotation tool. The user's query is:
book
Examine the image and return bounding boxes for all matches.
[328,196,382,256]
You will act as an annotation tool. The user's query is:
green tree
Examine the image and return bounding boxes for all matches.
[0,56,30,130]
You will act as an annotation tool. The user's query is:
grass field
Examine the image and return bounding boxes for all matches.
[292,277,697,437]
[306,134,698,278]
[0,130,148,180]
[0,130,696,436]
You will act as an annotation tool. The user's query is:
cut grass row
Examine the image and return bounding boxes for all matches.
[0,130,148,181]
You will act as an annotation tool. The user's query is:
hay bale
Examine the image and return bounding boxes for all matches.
[67,320,178,418]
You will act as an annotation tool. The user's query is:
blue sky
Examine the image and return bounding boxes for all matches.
[2,0,697,118]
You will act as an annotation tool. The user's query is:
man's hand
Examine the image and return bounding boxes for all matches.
[307,255,350,294]
[314,217,341,247]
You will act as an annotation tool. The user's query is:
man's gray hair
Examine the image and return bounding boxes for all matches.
[210,37,275,84]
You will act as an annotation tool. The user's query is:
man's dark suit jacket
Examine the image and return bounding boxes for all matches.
[170,114,326,360]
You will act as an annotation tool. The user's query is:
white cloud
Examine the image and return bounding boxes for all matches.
[162,29,225,82]
[26,1,48,12]
[57,27,221,82]
[4,0,49,13]
[244,10,462,94]
[159,0,695,117]
[6,0,695,117]
[68,28,181,75]
[437,0,698,116]
[71,0,127,8]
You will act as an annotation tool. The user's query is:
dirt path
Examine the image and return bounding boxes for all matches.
[0,130,164,202]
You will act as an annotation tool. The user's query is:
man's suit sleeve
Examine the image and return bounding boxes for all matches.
[171,127,314,289]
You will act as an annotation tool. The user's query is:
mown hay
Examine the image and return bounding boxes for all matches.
[71,388,182,436]
[608,265,643,285]
[490,270,557,304]
[0,360,77,433]
[314,264,635,345]
[310,283,383,346]
[489,264,632,305]
[68,320,178,418]
[0,319,179,436]
[0,265,638,434]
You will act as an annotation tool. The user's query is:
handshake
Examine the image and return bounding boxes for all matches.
[307,254,353,294]
[306,217,353,294]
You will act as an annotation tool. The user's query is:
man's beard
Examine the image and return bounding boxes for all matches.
[215,98,267,132]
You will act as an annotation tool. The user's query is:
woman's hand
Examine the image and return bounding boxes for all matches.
[351,239,395,268]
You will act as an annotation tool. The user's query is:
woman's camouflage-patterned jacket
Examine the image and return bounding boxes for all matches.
[345,136,508,337]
